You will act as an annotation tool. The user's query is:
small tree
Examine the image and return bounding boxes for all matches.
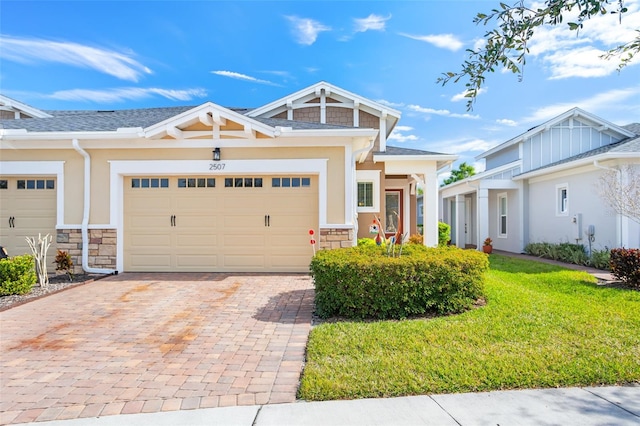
[596,165,640,224]
[442,162,476,186]
[25,233,52,287]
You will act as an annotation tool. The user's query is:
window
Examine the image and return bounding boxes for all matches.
[556,184,568,216]
[355,170,381,213]
[271,177,310,188]
[16,179,55,190]
[498,193,507,237]
[358,182,374,208]
[225,177,263,188]
[133,177,169,188]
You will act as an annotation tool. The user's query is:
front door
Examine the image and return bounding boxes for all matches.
[384,190,403,239]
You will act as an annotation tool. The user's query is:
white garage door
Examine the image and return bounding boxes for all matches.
[0,177,57,257]
[124,175,318,272]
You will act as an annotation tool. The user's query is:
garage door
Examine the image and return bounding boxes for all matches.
[0,177,57,257]
[124,175,318,272]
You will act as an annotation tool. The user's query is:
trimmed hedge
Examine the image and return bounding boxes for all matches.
[0,254,37,296]
[310,245,488,320]
[610,248,640,289]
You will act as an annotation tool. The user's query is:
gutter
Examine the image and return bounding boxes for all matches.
[72,139,117,275]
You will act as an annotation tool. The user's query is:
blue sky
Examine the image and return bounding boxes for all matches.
[2,0,639,172]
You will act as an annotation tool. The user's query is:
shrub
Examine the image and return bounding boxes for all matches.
[408,234,423,245]
[525,242,612,270]
[310,246,488,320]
[610,248,640,289]
[589,248,611,270]
[438,221,451,246]
[0,254,37,296]
[54,250,74,281]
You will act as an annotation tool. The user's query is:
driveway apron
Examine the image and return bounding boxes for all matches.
[0,273,315,424]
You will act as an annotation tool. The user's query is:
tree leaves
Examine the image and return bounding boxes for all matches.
[438,0,635,111]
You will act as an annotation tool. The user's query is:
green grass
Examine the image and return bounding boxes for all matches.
[299,254,640,400]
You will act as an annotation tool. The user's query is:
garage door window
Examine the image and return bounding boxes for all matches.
[224,177,263,188]
[272,177,311,188]
[132,178,169,188]
[0,180,7,189]
[177,177,215,188]
[17,179,55,190]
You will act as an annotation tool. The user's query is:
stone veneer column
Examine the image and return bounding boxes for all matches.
[319,228,355,250]
[56,229,116,274]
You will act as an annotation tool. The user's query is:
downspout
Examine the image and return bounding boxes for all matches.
[593,160,622,247]
[72,139,117,274]
[350,137,376,244]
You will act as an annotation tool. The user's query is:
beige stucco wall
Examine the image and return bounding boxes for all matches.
[2,143,346,226]
[0,149,85,224]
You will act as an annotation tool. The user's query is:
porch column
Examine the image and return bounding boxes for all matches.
[477,188,489,250]
[424,170,438,246]
[455,194,466,247]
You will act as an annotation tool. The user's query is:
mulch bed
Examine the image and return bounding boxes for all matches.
[0,273,108,312]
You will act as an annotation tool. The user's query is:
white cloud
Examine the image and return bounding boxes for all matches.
[354,14,391,32]
[211,71,280,86]
[408,104,480,120]
[496,118,518,126]
[394,125,413,132]
[451,87,487,102]
[522,86,640,124]
[399,33,464,51]
[527,0,640,79]
[388,129,419,143]
[0,35,151,82]
[285,16,331,45]
[427,137,495,156]
[48,87,207,103]
[376,99,405,108]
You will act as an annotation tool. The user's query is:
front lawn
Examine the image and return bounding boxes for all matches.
[298,254,640,400]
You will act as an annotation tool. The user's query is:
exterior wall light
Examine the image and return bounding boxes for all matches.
[213,147,221,161]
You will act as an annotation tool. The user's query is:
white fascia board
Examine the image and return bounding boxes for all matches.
[144,102,275,139]
[373,154,458,162]
[0,95,52,118]
[278,128,378,139]
[0,129,143,141]
[248,81,401,120]
[513,152,639,181]
[477,108,635,160]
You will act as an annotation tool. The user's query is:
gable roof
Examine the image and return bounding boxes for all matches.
[477,107,636,160]
[514,128,640,179]
[246,81,401,137]
[0,94,52,118]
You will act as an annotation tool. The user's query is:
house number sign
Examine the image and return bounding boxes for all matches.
[209,163,226,171]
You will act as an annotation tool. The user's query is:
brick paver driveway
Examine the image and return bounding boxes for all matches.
[0,273,314,424]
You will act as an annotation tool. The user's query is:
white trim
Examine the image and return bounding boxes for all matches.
[556,183,569,216]
[498,192,508,238]
[356,170,381,213]
[0,95,52,118]
[0,161,65,227]
[110,159,329,272]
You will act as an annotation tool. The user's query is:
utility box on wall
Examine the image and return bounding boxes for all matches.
[572,213,582,241]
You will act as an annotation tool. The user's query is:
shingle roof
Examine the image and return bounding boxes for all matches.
[0,105,358,132]
[376,145,449,156]
[1,106,195,132]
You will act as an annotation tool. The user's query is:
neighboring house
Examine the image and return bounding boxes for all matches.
[0,83,456,273]
[440,108,640,253]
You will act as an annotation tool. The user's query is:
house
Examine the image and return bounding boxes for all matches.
[440,108,640,254]
[0,82,456,273]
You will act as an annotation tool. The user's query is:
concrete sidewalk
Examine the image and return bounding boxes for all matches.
[17,385,640,425]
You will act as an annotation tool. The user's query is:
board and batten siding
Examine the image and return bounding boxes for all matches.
[522,118,624,173]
